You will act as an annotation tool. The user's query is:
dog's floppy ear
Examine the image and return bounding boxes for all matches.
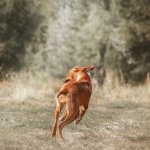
[83,66,94,72]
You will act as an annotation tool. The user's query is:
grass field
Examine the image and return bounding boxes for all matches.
[0,72,150,150]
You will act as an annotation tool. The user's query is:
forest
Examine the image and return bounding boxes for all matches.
[0,0,150,149]
[0,0,149,84]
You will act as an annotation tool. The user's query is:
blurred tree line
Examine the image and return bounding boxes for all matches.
[0,0,150,84]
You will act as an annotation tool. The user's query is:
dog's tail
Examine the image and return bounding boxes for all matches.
[55,90,68,107]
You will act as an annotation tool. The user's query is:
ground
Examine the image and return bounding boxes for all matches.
[0,74,150,150]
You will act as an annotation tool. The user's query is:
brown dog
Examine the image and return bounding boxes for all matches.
[51,66,94,140]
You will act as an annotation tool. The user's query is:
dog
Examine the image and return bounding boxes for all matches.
[51,66,94,140]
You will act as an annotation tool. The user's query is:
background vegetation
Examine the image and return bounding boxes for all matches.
[0,0,149,84]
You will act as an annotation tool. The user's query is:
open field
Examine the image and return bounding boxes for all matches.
[0,73,150,150]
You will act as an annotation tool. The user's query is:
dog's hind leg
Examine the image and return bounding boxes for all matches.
[58,110,79,140]
[51,103,64,137]
[59,108,67,121]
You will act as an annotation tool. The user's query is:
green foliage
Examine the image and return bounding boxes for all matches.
[0,0,149,84]
[0,0,43,74]
[107,0,150,83]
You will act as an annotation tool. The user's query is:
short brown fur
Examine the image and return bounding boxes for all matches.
[51,66,94,140]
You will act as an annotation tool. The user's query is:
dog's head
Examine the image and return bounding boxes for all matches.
[64,66,94,83]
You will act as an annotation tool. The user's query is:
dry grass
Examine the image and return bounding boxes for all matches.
[0,71,150,150]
